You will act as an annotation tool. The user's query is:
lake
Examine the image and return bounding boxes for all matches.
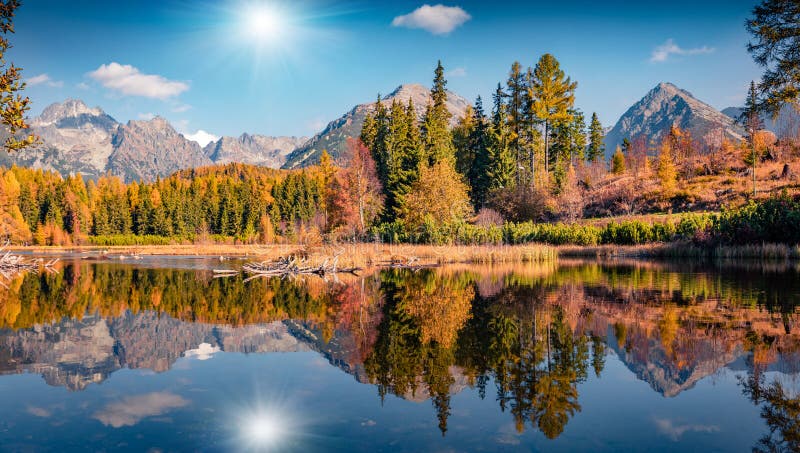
[0,256,798,452]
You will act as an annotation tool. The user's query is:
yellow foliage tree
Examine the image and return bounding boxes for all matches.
[611,146,626,174]
[400,160,473,233]
[657,138,677,197]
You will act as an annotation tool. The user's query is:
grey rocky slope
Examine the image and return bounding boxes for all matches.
[604,82,743,158]
[282,83,471,169]
[203,133,307,168]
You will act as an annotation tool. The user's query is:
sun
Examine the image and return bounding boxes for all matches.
[242,4,286,46]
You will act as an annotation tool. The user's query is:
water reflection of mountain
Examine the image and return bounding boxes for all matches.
[0,312,308,391]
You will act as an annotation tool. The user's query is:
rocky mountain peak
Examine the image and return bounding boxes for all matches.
[127,116,172,132]
[34,99,109,127]
[603,82,743,158]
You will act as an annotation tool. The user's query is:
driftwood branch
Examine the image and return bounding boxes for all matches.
[0,244,59,283]
[233,254,361,280]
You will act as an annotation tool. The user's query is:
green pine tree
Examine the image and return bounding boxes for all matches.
[587,112,605,162]
[422,61,455,164]
[467,96,492,207]
[529,54,577,176]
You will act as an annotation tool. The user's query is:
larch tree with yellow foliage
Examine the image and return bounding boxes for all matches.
[400,159,472,240]
[657,138,677,198]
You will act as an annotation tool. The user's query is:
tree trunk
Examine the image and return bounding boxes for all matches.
[544,120,550,176]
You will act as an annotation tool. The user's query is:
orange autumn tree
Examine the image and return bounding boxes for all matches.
[327,138,384,239]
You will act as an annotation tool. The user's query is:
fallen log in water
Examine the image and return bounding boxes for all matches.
[0,245,59,285]
[378,256,440,270]
[241,255,361,279]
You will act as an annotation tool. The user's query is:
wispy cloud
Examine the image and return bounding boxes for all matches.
[26,73,63,88]
[76,82,90,90]
[26,406,52,418]
[137,112,156,120]
[172,103,191,113]
[184,130,219,147]
[89,62,189,100]
[654,417,720,441]
[93,392,189,428]
[392,4,471,35]
[650,39,714,63]
[447,67,467,78]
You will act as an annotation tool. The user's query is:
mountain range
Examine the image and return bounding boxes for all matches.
[0,99,307,183]
[2,82,793,182]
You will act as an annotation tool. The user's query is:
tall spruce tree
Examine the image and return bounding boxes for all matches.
[467,97,492,207]
[487,85,516,192]
[587,112,605,162]
[422,61,455,164]
[529,54,577,177]
[506,62,527,183]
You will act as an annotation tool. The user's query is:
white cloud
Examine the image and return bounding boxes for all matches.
[184,129,219,147]
[93,392,189,428]
[88,62,189,99]
[392,4,471,35]
[183,342,220,360]
[26,73,63,88]
[650,39,714,63]
[138,112,156,120]
[172,104,191,113]
[447,67,467,78]
[76,82,90,90]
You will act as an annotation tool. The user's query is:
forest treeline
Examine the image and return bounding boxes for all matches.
[1,56,799,247]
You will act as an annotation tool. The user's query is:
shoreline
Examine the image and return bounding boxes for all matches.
[8,242,800,264]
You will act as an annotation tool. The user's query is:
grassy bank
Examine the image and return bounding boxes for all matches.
[9,243,558,267]
[559,242,800,260]
[13,241,800,267]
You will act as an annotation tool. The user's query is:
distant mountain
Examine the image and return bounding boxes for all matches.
[604,82,743,158]
[722,104,800,137]
[0,99,306,183]
[282,83,471,169]
[203,133,307,168]
[108,117,211,183]
[0,99,119,177]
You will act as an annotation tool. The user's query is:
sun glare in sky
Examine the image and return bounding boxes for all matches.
[244,4,285,45]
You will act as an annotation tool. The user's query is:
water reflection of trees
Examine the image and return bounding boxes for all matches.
[364,271,598,438]
[2,260,800,439]
[742,371,800,452]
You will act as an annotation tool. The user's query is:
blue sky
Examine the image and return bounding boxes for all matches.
[13,0,762,142]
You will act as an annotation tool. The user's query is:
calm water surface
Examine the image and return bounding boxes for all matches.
[0,257,798,452]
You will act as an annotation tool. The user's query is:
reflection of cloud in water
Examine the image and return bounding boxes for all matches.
[26,406,51,417]
[495,423,522,445]
[93,392,189,428]
[654,417,720,441]
[184,343,220,360]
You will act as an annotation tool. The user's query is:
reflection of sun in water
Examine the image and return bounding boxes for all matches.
[245,412,285,445]
[232,401,303,451]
